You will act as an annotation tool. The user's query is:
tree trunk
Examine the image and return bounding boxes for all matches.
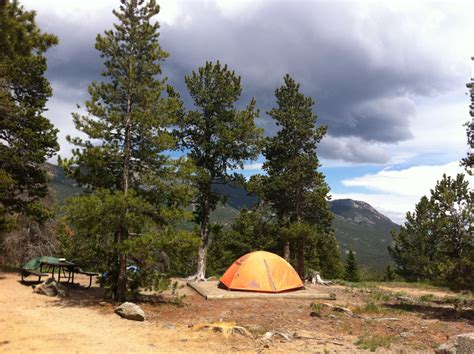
[296,236,304,278]
[283,241,290,262]
[115,79,133,301]
[295,187,304,277]
[116,251,128,301]
[193,188,211,281]
[195,235,209,281]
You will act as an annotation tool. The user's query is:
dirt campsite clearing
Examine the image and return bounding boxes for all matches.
[1,272,473,353]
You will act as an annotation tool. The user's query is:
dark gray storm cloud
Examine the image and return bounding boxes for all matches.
[30,0,470,163]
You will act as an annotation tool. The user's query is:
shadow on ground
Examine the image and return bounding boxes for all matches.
[385,302,474,322]
[49,283,178,310]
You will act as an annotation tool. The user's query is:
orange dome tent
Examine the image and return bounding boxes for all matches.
[219,251,304,293]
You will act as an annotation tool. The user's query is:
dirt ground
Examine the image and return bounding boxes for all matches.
[1,272,473,353]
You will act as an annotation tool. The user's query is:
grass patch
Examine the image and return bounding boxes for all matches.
[419,294,435,302]
[354,334,396,352]
[353,302,386,315]
[310,303,324,317]
[368,289,393,302]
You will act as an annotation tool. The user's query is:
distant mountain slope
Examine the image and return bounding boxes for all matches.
[329,199,399,272]
[211,182,257,210]
[46,163,398,271]
[46,163,81,203]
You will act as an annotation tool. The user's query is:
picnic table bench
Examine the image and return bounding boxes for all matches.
[70,267,99,288]
[19,268,49,282]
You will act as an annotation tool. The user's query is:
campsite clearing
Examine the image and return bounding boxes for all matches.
[1,272,473,353]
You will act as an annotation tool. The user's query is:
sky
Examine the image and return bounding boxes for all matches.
[22,0,474,223]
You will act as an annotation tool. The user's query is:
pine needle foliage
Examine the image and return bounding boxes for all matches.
[0,0,58,232]
[60,0,192,300]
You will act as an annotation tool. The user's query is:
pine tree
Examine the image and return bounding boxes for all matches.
[429,174,473,287]
[0,0,58,231]
[389,174,473,289]
[461,57,473,175]
[388,196,436,281]
[344,249,360,282]
[257,74,339,277]
[178,61,262,281]
[60,0,189,300]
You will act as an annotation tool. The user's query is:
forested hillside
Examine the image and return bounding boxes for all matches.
[329,199,399,272]
[47,163,398,272]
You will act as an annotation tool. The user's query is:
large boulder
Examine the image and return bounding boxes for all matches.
[33,277,67,297]
[114,302,146,321]
[436,333,474,354]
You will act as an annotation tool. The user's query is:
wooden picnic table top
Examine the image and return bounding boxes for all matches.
[40,260,77,268]
[40,260,77,267]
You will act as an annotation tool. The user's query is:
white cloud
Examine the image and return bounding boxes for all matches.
[338,161,473,223]
[342,161,467,195]
[215,0,267,20]
[242,162,263,171]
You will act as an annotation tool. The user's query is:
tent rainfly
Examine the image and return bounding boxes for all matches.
[219,251,304,293]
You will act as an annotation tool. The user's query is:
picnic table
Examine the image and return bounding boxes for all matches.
[20,256,98,288]
[39,258,77,284]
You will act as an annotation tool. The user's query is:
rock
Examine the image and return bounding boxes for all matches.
[244,324,266,336]
[115,302,146,321]
[33,278,67,297]
[374,317,400,321]
[436,333,474,354]
[162,323,176,330]
[262,331,293,341]
[400,331,414,338]
[310,302,353,317]
[397,296,413,302]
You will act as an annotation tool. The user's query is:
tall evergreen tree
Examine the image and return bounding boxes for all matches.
[178,61,262,281]
[0,0,58,232]
[344,249,360,282]
[389,174,473,289]
[257,74,339,277]
[388,196,436,281]
[60,0,189,300]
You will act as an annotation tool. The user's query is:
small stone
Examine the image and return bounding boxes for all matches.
[263,331,293,341]
[99,301,107,306]
[162,323,176,330]
[400,332,414,338]
[114,302,145,321]
[397,296,412,302]
[245,324,266,336]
